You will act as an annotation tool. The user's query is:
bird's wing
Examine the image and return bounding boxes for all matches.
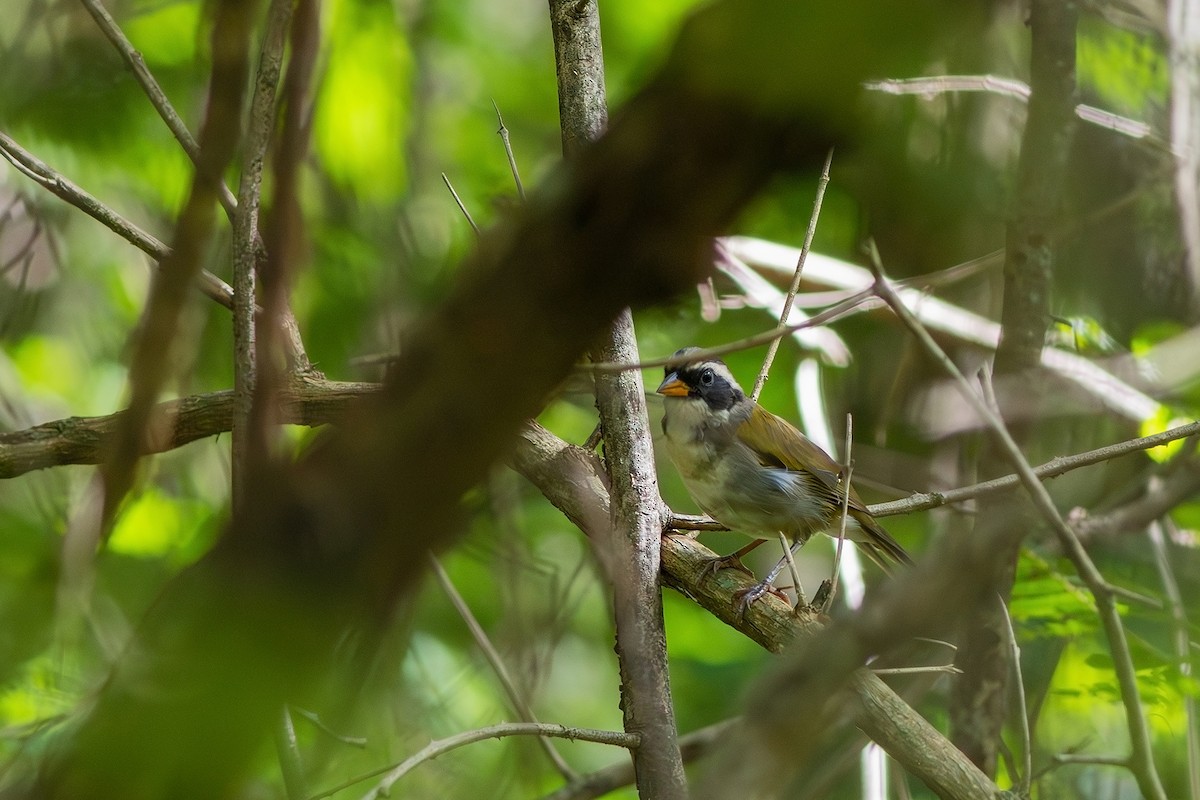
[737,403,871,515]
[738,403,913,566]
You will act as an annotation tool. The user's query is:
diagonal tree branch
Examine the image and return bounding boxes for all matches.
[79,0,240,216]
[0,129,235,308]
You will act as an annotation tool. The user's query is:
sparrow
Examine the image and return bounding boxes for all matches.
[656,347,910,609]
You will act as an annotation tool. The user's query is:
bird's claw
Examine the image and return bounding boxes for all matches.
[699,553,755,580]
[732,581,790,616]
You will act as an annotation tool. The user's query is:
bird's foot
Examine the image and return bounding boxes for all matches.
[699,552,756,580]
[732,580,791,617]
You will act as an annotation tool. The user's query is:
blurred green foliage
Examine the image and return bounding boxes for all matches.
[0,1,1197,798]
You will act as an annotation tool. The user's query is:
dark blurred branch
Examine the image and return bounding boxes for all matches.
[102,0,261,527]
[86,0,312,381]
[548,0,686,796]
[257,0,319,395]
[0,129,234,308]
[1072,462,1200,542]
[32,0,848,790]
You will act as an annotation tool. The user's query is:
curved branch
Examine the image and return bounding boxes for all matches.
[306,723,639,800]
[0,129,234,309]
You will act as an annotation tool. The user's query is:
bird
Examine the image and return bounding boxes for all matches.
[655,347,910,611]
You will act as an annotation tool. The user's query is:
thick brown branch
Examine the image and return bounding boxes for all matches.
[0,378,377,479]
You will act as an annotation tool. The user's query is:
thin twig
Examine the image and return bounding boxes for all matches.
[868,241,1168,800]
[79,0,240,215]
[869,420,1200,518]
[0,130,235,308]
[540,719,739,800]
[290,707,368,747]
[442,172,480,235]
[824,412,853,612]
[589,288,877,373]
[274,704,307,800]
[303,723,639,800]
[1149,515,1200,800]
[998,596,1032,796]
[871,665,963,676]
[751,148,833,401]
[428,554,578,781]
[493,99,526,201]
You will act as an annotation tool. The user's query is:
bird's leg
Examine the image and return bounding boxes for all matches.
[776,532,807,608]
[699,538,768,579]
[731,536,810,616]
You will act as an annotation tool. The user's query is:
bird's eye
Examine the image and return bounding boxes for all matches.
[699,368,714,386]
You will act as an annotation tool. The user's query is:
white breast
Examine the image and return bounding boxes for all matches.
[660,397,832,542]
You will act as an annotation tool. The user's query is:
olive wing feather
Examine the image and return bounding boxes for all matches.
[737,404,912,566]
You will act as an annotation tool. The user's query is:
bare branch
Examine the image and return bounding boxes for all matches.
[79,0,240,215]
[508,424,999,800]
[429,555,578,781]
[0,377,379,479]
[869,253,1168,800]
[305,723,639,800]
[232,0,295,509]
[0,129,234,308]
[541,720,739,800]
[750,148,834,400]
[548,0,686,795]
[870,420,1200,517]
[103,0,261,527]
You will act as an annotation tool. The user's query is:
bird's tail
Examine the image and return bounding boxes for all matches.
[850,509,912,572]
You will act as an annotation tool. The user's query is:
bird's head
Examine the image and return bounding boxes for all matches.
[656,348,746,412]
